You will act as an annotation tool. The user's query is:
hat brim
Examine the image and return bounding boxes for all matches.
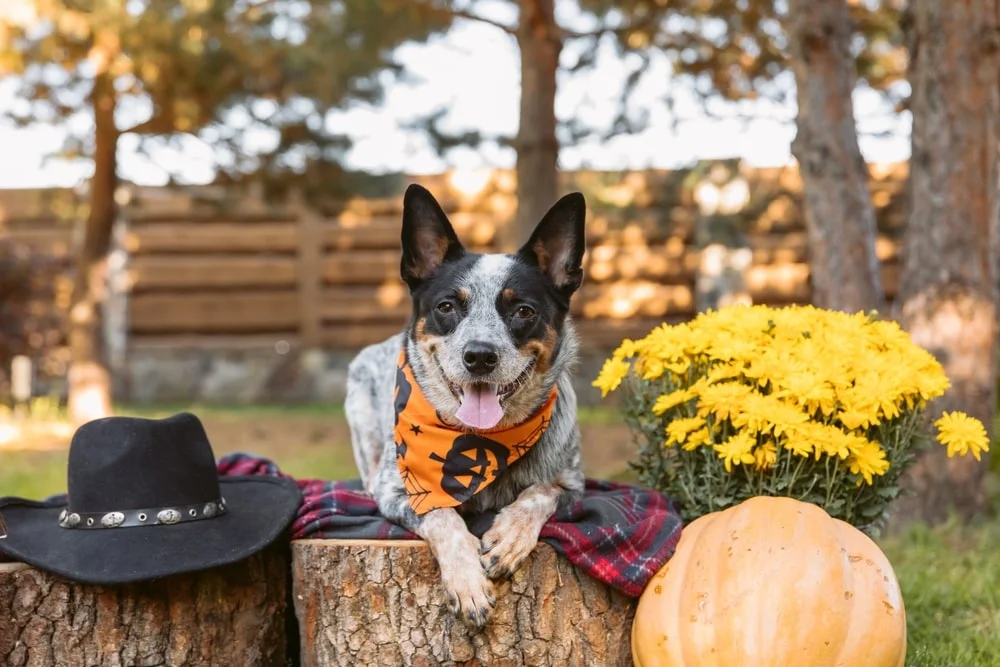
[0,475,302,585]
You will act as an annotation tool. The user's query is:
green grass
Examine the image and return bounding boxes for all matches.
[883,519,1000,667]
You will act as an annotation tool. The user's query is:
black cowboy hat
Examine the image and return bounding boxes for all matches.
[0,412,302,585]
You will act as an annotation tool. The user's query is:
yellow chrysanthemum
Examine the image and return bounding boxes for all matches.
[935,411,991,461]
[847,441,890,485]
[773,369,837,417]
[591,303,985,524]
[665,417,705,447]
[682,427,712,451]
[753,441,778,471]
[713,432,756,473]
[592,357,631,397]
[652,389,695,415]
[697,382,755,422]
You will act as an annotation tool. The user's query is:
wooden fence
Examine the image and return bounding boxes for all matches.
[0,163,909,360]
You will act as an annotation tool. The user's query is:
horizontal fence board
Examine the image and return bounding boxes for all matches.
[127,222,300,254]
[130,255,299,291]
[320,247,490,286]
[129,333,300,351]
[318,322,403,349]
[4,226,75,256]
[125,215,497,255]
[130,291,299,333]
[321,285,410,324]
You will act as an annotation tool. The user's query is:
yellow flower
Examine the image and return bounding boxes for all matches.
[682,427,712,451]
[730,393,808,437]
[697,382,755,422]
[935,411,991,461]
[753,441,777,471]
[591,303,964,515]
[847,441,890,485]
[665,417,705,447]
[652,389,694,415]
[592,358,631,397]
[713,432,756,472]
[774,371,837,417]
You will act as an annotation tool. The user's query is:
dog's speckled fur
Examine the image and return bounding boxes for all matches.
[346,184,587,629]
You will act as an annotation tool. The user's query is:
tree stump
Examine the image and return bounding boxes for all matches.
[0,544,289,667]
[291,539,637,667]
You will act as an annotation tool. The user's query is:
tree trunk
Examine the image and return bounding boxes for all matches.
[0,546,289,667]
[891,0,1000,525]
[512,0,561,248]
[291,540,636,666]
[67,64,117,426]
[787,0,885,314]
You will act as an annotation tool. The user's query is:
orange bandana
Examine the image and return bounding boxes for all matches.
[392,348,558,515]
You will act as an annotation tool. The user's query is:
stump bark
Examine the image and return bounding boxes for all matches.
[291,539,637,667]
[0,544,289,667]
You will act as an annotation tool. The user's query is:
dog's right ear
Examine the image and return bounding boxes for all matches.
[400,184,466,289]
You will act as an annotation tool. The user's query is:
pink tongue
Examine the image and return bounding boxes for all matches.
[456,384,503,430]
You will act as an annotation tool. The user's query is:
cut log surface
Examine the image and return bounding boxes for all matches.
[292,539,637,667]
[0,545,289,667]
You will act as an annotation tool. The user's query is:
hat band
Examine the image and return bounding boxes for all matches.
[57,497,227,530]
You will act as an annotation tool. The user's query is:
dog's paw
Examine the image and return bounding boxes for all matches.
[440,543,496,630]
[480,506,542,580]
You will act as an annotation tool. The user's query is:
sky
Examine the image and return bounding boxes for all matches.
[0,3,912,190]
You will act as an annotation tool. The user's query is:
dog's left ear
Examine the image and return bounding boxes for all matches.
[517,192,587,295]
[400,184,466,290]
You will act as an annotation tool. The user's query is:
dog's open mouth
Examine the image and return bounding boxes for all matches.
[447,363,534,430]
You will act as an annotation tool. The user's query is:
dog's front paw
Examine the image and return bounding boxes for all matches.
[439,535,496,630]
[480,506,543,580]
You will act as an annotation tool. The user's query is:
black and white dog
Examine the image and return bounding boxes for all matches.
[346,184,587,629]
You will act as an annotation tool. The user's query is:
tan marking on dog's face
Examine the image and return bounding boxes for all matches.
[521,325,558,376]
[414,317,441,354]
[456,287,470,304]
[502,288,516,301]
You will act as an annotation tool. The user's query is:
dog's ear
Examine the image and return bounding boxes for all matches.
[517,192,587,295]
[400,184,465,289]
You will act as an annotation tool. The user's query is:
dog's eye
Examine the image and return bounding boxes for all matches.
[515,305,536,319]
[436,301,455,314]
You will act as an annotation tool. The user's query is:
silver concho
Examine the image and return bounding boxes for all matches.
[157,509,181,524]
[203,502,219,518]
[101,511,125,528]
[59,511,81,528]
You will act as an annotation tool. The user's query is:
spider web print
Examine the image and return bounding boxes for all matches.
[511,415,549,458]
[398,465,433,512]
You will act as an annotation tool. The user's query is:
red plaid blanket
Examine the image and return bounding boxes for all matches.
[2,453,683,597]
[218,453,682,597]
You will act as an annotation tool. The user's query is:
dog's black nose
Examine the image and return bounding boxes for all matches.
[462,341,499,376]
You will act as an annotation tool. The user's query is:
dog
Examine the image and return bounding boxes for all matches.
[346,183,588,629]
